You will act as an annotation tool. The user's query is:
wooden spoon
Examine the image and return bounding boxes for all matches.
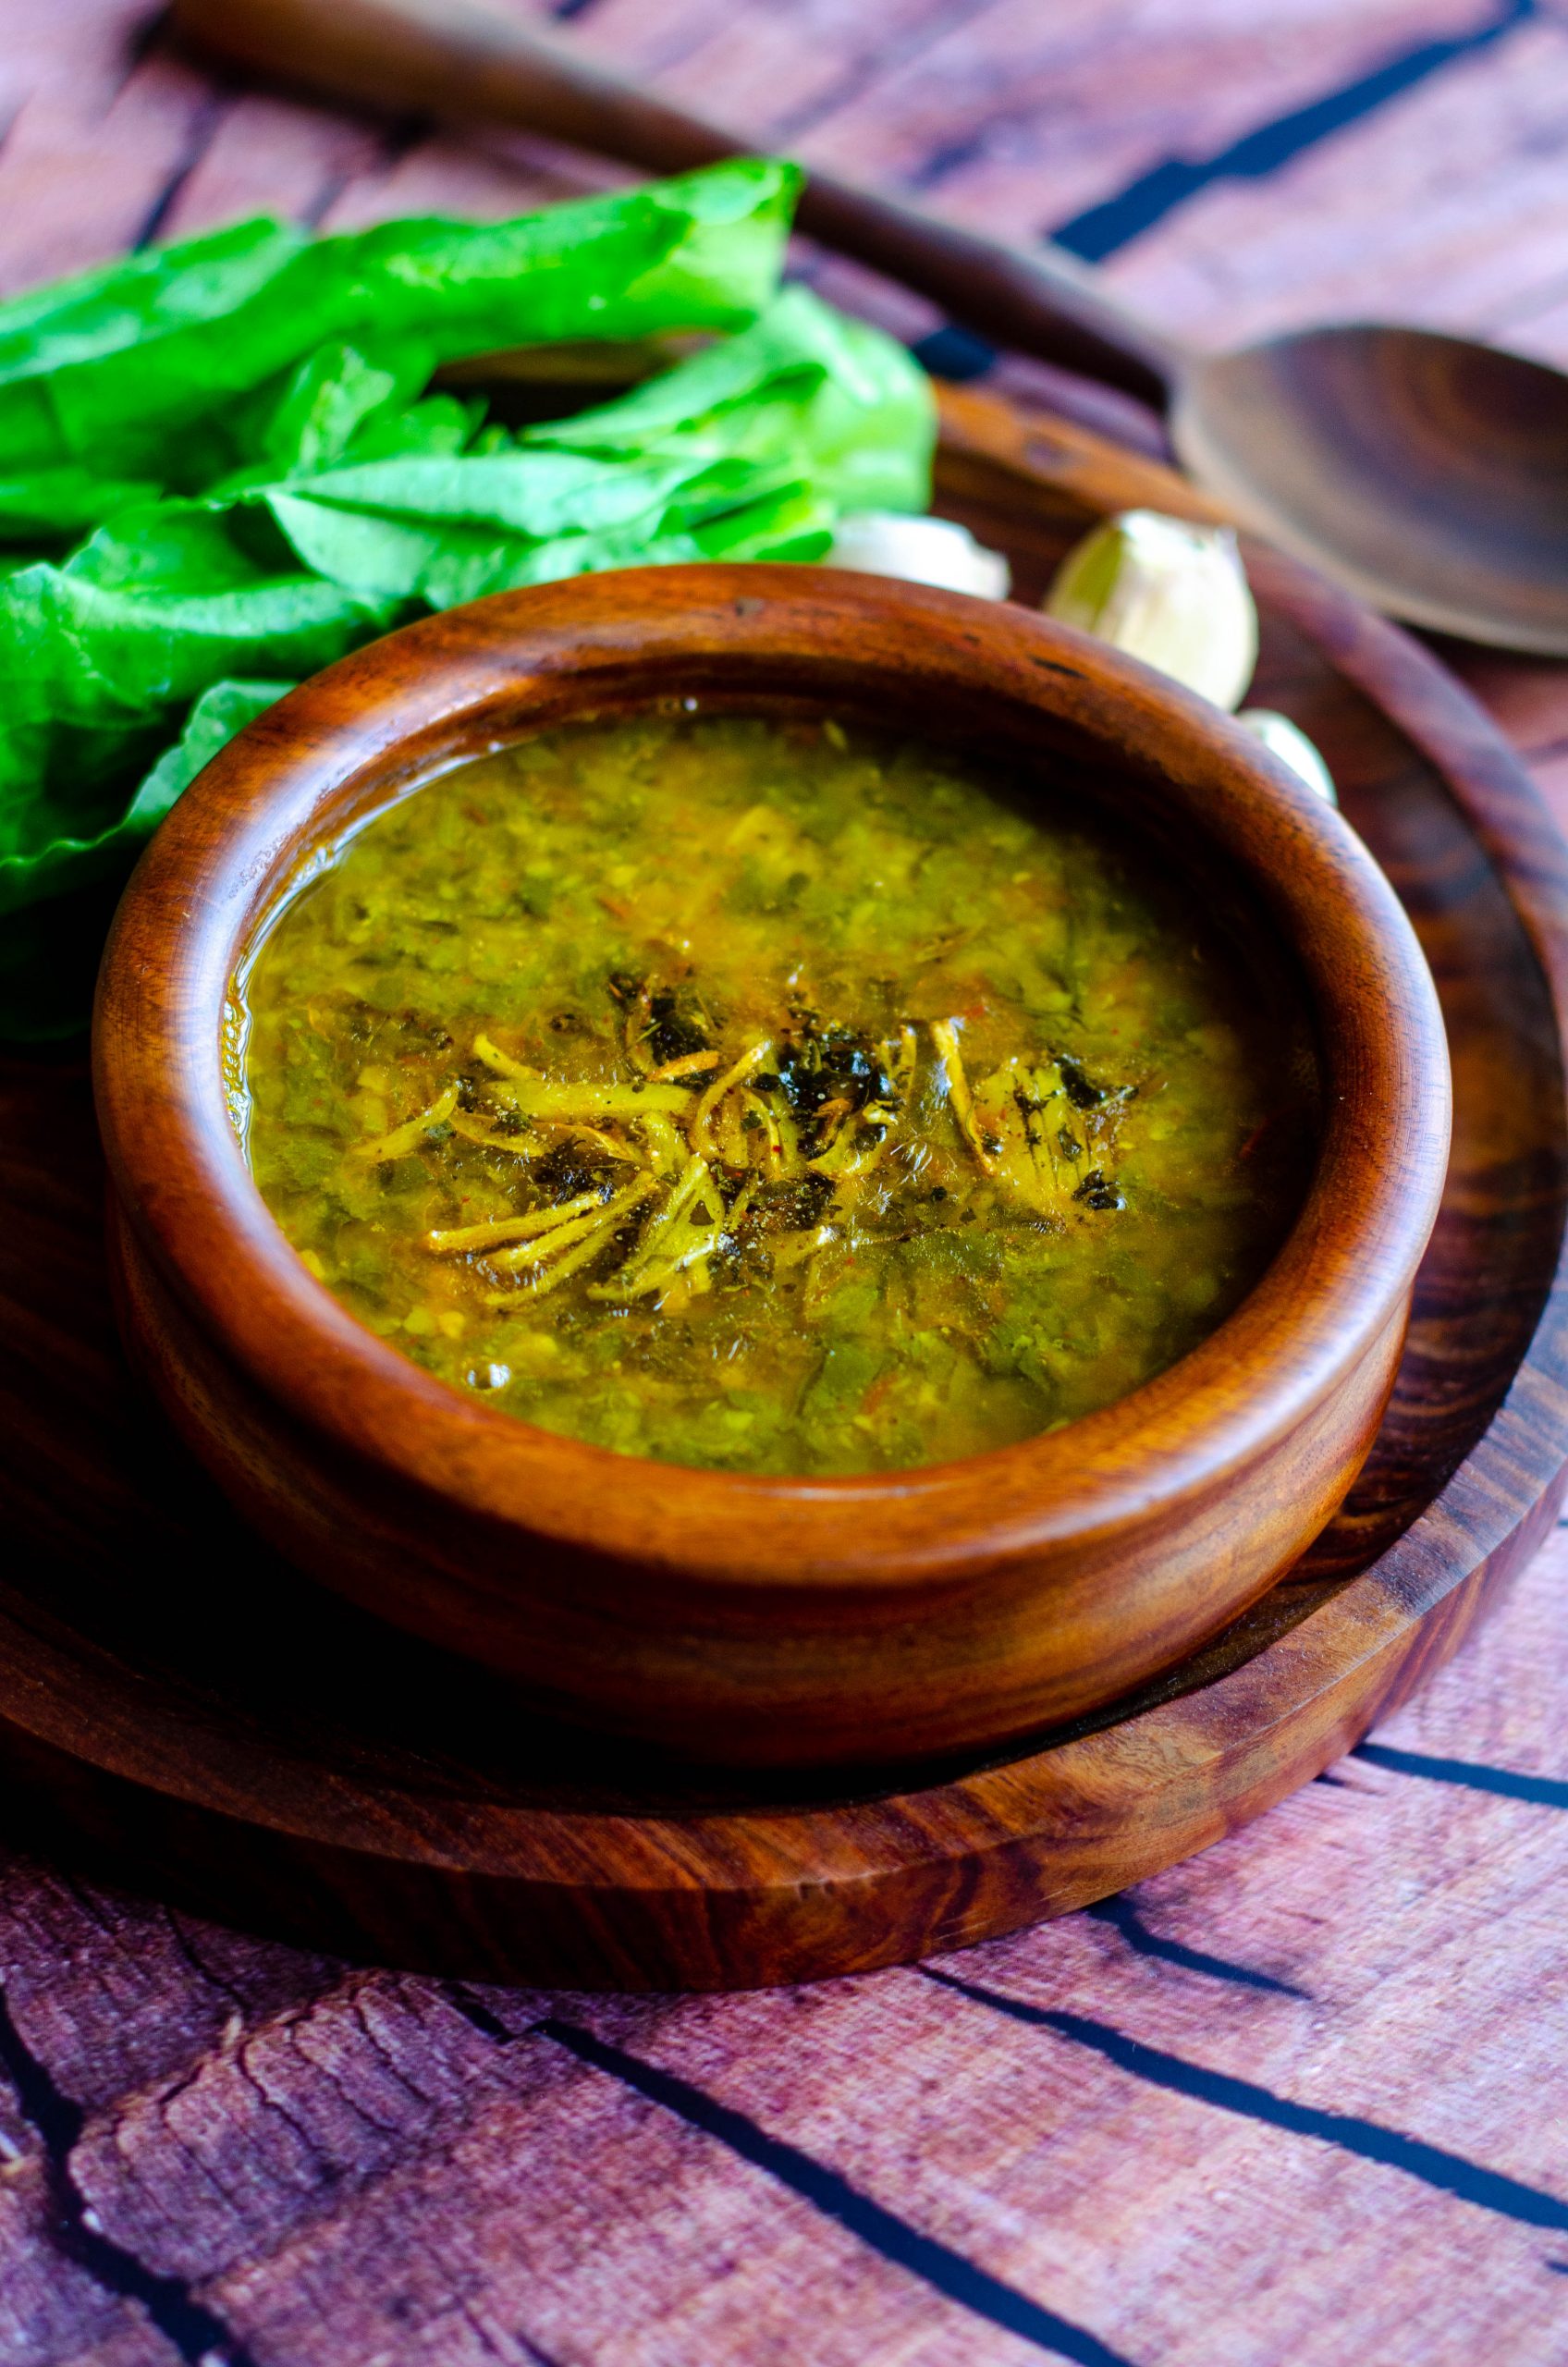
[173,0,1568,655]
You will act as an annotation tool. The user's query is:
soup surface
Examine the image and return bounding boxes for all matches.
[239,712,1316,1475]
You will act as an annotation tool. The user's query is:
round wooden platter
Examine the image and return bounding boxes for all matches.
[3,384,1566,1994]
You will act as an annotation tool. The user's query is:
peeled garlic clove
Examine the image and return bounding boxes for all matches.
[823,510,1011,600]
[1237,709,1338,805]
[1044,509,1257,712]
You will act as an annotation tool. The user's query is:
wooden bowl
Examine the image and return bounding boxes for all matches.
[93,564,1451,1770]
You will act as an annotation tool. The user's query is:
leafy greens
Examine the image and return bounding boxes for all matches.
[0,159,936,1037]
[0,164,800,493]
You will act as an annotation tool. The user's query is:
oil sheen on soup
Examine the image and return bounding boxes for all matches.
[238,711,1317,1477]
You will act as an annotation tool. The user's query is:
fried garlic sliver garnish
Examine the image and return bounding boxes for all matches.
[447,1110,532,1153]
[740,1085,786,1171]
[487,1205,619,1271]
[639,1109,687,1176]
[487,1171,659,1280]
[425,1187,610,1257]
[808,1102,897,1179]
[929,1020,994,1175]
[472,1038,691,1118]
[636,1179,753,1306]
[482,1223,630,1308]
[472,1032,534,1081]
[353,1080,459,1162]
[689,1040,771,1158]
[881,1023,918,1105]
[533,1120,643,1166]
[514,1076,692,1119]
[648,1049,721,1083]
[588,1153,714,1300]
[608,1213,729,1302]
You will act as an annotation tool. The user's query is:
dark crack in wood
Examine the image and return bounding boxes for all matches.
[112,6,175,101]
[1353,1742,1568,1808]
[536,2016,1140,2367]
[1049,0,1538,259]
[304,109,431,227]
[1084,1895,1310,1998]
[0,1980,262,2367]
[132,89,232,250]
[924,1969,1568,2234]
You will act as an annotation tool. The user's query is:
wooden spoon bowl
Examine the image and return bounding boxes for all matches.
[93,566,1451,1770]
[1176,326,1568,654]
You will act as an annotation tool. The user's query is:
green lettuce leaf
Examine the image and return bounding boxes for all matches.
[237,341,438,480]
[223,291,930,607]
[0,270,927,939]
[526,285,936,514]
[0,675,296,1038]
[21,505,392,715]
[252,448,815,604]
[0,161,801,488]
[124,674,299,824]
[0,513,392,926]
[0,675,293,918]
[0,464,162,544]
[0,216,308,478]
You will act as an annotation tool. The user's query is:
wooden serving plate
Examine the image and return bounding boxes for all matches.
[2,385,1564,1992]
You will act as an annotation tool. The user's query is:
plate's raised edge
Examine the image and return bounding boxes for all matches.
[1246,543,1568,1580]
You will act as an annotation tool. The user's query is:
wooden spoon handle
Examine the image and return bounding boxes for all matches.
[170,0,1178,411]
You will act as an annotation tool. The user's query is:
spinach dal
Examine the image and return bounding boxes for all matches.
[238,711,1316,1476]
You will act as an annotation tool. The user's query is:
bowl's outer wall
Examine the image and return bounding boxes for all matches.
[94,567,1452,1768]
[113,1202,1409,1762]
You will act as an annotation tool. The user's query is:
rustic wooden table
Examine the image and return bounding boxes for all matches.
[3,5,1568,2361]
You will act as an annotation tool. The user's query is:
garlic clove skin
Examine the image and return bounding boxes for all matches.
[1044,509,1258,712]
[823,510,1011,600]
[1237,708,1338,805]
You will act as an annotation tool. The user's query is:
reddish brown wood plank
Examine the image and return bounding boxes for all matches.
[0,1535,1562,2365]
[313,124,617,236]
[562,0,1004,145]
[149,92,395,243]
[1106,12,1568,368]
[4,0,1559,374]
[0,28,214,294]
[560,0,1497,208]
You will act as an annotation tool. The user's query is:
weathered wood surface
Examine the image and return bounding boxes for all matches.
[2,1,1568,2361]
[0,1553,1563,2365]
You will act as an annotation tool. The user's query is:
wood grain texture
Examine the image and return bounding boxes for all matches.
[8,0,1567,365]
[0,1544,1564,2365]
[1105,9,1568,368]
[2,0,1568,2355]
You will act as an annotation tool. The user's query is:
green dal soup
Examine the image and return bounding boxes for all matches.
[237,712,1317,1476]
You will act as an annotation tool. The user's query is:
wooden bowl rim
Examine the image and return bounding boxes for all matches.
[93,564,1451,1591]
